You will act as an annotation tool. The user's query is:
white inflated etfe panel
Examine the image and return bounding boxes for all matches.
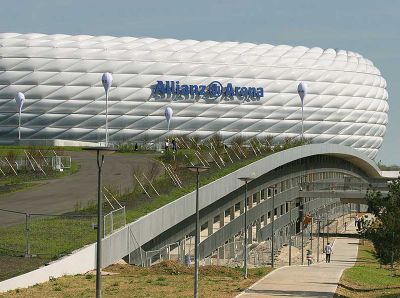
[0,33,389,158]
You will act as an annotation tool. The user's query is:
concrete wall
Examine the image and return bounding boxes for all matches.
[0,243,96,293]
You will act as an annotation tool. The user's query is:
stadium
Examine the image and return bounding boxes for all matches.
[0,33,389,158]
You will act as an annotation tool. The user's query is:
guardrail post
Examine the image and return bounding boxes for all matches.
[25,213,31,257]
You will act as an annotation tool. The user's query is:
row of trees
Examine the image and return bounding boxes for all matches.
[365,179,400,266]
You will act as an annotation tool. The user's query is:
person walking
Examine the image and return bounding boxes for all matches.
[172,138,177,152]
[306,249,313,266]
[357,217,362,231]
[165,139,169,151]
[325,242,333,263]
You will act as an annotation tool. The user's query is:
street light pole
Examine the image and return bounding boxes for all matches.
[84,147,115,298]
[95,150,104,298]
[14,92,25,141]
[101,72,113,146]
[300,198,304,265]
[270,186,276,268]
[326,211,329,244]
[238,177,254,279]
[188,165,209,298]
[286,200,293,266]
[317,218,320,262]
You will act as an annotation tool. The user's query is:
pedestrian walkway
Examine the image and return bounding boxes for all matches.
[237,221,359,298]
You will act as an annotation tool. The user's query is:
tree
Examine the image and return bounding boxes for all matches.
[365,179,400,266]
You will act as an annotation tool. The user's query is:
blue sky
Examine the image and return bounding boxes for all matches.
[1,0,398,164]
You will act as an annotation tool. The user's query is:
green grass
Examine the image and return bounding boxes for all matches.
[124,152,268,223]
[341,243,400,288]
[0,145,84,155]
[336,242,400,297]
[343,247,399,287]
[0,215,96,259]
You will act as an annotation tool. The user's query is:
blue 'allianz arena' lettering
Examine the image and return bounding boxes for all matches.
[154,81,264,100]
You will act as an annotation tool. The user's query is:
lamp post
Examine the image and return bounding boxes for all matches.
[326,210,329,244]
[269,186,277,268]
[285,200,294,266]
[84,147,115,298]
[297,82,308,140]
[101,72,113,146]
[299,197,305,265]
[238,177,254,279]
[317,216,321,262]
[14,92,25,141]
[187,165,210,298]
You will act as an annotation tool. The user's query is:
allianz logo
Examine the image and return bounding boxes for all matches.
[153,80,264,101]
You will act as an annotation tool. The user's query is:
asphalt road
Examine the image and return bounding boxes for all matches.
[0,152,158,225]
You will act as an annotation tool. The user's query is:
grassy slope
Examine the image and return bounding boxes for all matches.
[0,161,80,197]
[0,261,272,298]
[336,242,400,298]
[0,146,83,155]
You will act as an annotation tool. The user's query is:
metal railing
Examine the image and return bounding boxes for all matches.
[104,206,126,237]
[134,204,347,268]
[300,181,388,192]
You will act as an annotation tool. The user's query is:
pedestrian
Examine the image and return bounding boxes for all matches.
[357,217,362,231]
[325,242,333,263]
[172,138,177,152]
[355,215,358,227]
[134,143,138,151]
[306,249,313,266]
[165,139,169,151]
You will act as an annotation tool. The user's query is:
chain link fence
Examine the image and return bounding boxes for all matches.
[0,208,96,259]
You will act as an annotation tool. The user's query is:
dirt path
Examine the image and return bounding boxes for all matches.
[0,152,159,225]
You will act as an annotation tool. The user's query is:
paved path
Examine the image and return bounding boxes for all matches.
[238,225,359,298]
[0,152,159,225]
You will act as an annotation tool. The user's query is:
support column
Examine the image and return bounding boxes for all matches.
[218,244,225,260]
[230,206,235,221]
[228,237,235,258]
[248,195,253,209]
[256,219,261,241]
[248,223,253,244]
[264,212,269,226]
[255,192,261,205]
[219,212,225,228]
[208,219,214,236]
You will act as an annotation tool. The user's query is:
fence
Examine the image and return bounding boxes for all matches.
[104,206,126,237]
[301,181,388,192]
[136,204,347,268]
[0,154,71,176]
[0,208,96,259]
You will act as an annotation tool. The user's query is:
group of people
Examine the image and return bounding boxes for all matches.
[165,138,177,152]
[355,214,365,231]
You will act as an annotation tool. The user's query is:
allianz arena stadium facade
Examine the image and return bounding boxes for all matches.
[0,33,389,158]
